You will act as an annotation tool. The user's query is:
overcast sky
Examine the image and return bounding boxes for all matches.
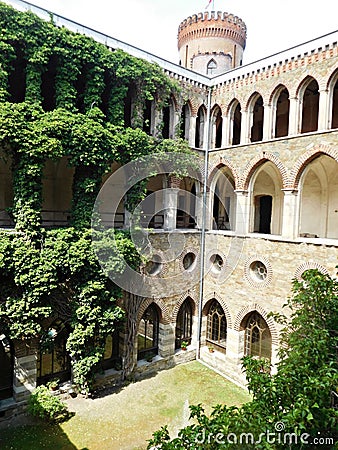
[23,0,338,65]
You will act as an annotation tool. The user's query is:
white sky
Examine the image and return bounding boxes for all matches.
[25,0,338,65]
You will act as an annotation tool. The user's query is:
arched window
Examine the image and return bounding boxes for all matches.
[162,97,175,139]
[8,43,27,103]
[37,320,71,385]
[143,99,153,135]
[0,334,13,400]
[195,106,206,148]
[180,103,191,141]
[207,59,217,76]
[250,95,264,142]
[300,78,319,133]
[212,168,236,231]
[137,303,159,360]
[274,88,290,138]
[211,106,222,148]
[331,77,338,129]
[244,312,271,360]
[162,105,170,139]
[175,298,193,349]
[232,102,241,145]
[206,300,227,350]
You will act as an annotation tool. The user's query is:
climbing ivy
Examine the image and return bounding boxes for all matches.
[0,2,194,390]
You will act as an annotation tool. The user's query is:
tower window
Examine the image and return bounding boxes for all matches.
[207,59,217,75]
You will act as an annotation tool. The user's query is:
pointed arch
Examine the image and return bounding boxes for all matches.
[210,104,223,148]
[203,292,233,329]
[207,58,217,76]
[295,150,338,239]
[180,101,192,140]
[175,297,194,349]
[296,76,319,133]
[270,84,290,138]
[137,302,160,360]
[227,98,242,145]
[208,163,237,231]
[172,291,198,323]
[195,104,207,148]
[247,160,284,235]
[245,92,264,143]
[240,153,289,191]
[290,144,338,189]
[208,159,240,190]
[234,304,279,346]
[326,67,338,129]
[137,297,170,325]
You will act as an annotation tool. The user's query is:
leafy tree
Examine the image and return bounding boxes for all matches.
[148,270,338,449]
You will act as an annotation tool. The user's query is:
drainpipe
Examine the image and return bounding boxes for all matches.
[196,86,212,359]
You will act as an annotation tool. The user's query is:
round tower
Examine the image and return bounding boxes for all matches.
[178,10,247,75]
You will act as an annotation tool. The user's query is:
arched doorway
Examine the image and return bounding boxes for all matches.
[251,162,283,235]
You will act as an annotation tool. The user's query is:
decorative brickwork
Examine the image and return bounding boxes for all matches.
[178,11,247,49]
[290,144,338,189]
[240,153,289,190]
[171,291,198,322]
[203,291,233,329]
[294,262,330,281]
[234,303,279,345]
[208,159,240,190]
[137,297,171,325]
[243,255,273,290]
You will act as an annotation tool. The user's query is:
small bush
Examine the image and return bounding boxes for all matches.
[28,385,70,422]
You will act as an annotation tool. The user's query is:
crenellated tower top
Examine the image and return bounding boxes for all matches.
[177,10,247,76]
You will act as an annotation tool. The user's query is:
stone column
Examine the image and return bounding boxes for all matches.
[225,328,243,362]
[221,114,230,147]
[288,96,299,135]
[318,89,329,131]
[234,190,250,234]
[191,314,200,348]
[163,183,179,230]
[240,109,250,144]
[172,109,181,139]
[189,115,197,147]
[263,104,273,141]
[281,189,299,239]
[158,323,175,358]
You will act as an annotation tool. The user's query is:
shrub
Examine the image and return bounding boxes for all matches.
[27,385,70,422]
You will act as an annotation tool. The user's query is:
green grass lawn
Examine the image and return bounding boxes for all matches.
[0,361,251,450]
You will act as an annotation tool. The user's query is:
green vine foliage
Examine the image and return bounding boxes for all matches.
[0,2,193,390]
[148,270,338,449]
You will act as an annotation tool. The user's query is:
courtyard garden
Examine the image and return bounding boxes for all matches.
[0,361,250,450]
